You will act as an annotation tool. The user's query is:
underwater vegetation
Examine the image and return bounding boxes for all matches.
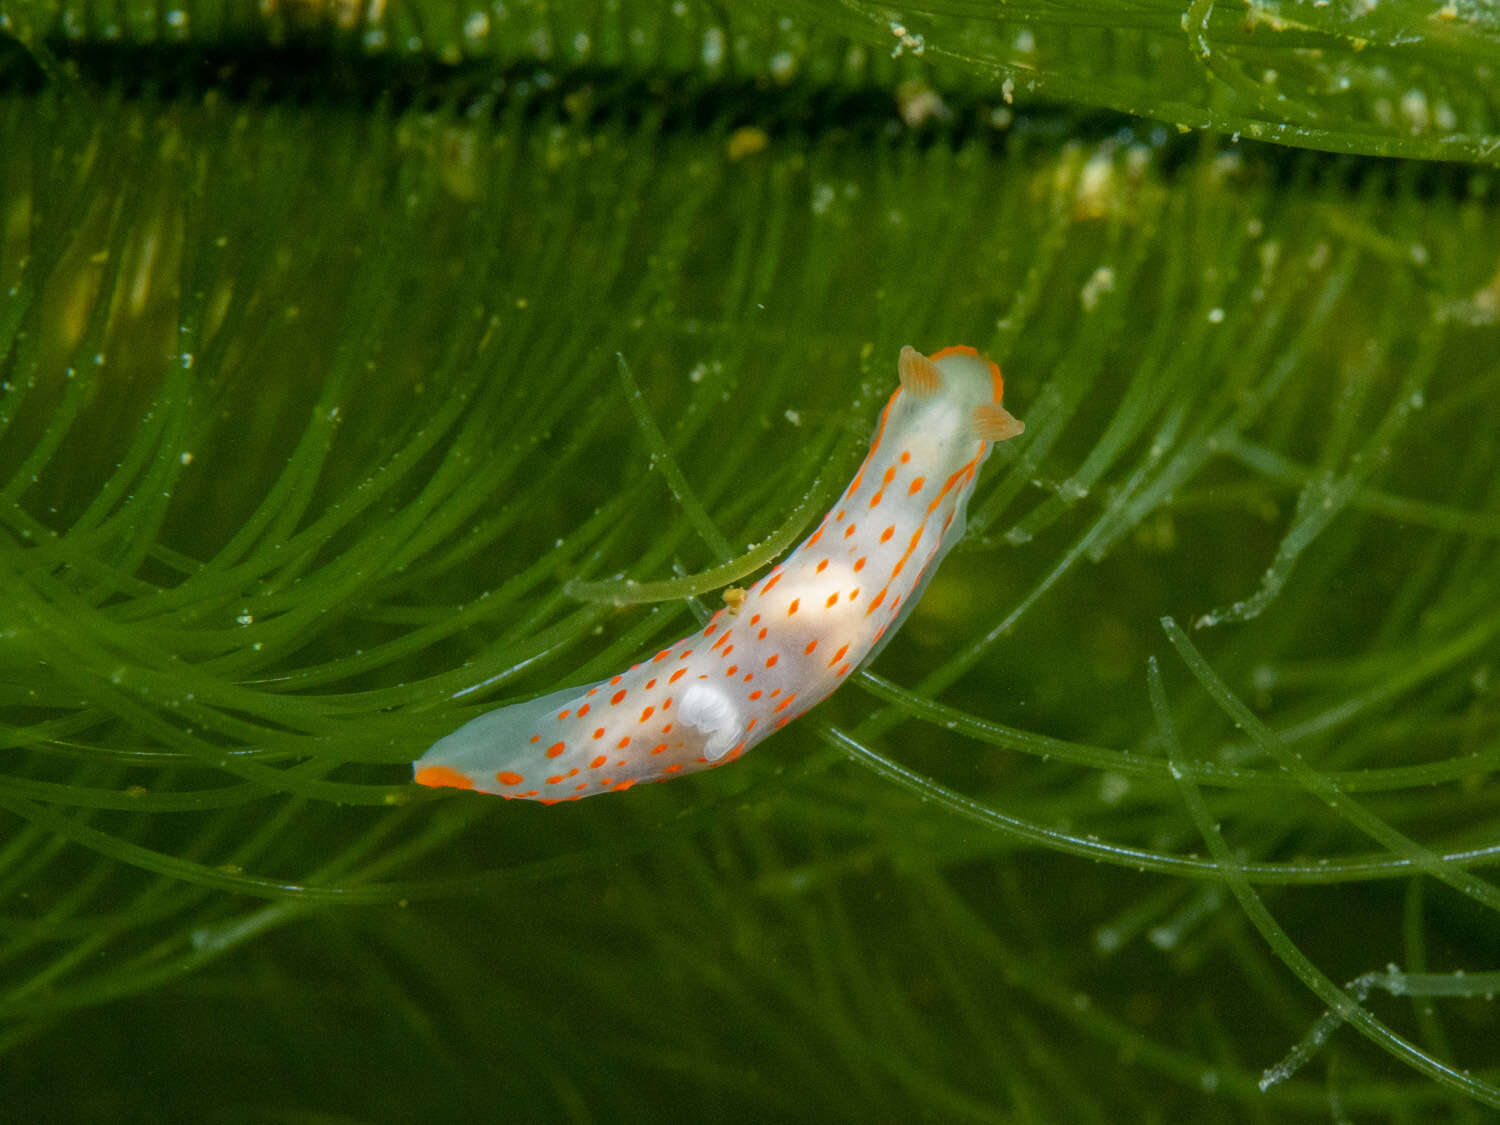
[1,0,1498,1119]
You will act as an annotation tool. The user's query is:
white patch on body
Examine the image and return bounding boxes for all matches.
[677,682,742,761]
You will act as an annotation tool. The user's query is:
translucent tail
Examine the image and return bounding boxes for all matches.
[414,677,608,795]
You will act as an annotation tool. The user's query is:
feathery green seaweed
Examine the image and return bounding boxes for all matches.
[2,0,1499,1119]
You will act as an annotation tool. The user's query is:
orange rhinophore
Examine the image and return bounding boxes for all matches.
[414,346,1024,801]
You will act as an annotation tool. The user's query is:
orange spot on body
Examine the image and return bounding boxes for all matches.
[578,703,591,717]
[415,766,473,790]
[749,613,761,625]
[749,690,763,701]
[497,771,524,786]
[670,667,688,684]
[880,525,895,543]
[849,587,860,601]
[761,573,783,594]
[645,678,657,690]
[611,690,627,705]
[546,774,564,785]
[828,643,850,666]
[665,763,683,773]
[854,556,866,572]
[529,734,541,744]
[653,650,671,663]
[593,727,606,739]
[765,653,779,668]
[804,639,818,655]
[610,674,623,686]
[591,755,607,769]
[844,523,857,538]
[613,779,637,792]
[867,589,886,613]
[545,741,567,758]
[557,709,572,720]
[640,705,655,722]
[825,592,839,608]
[816,558,829,573]
[617,736,631,749]
[808,529,823,546]
[788,599,800,616]
[908,476,926,495]
[679,649,694,660]
[725,665,738,676]
[758,627,768,640]
[774,694,799,713]
[651,743,668,755]
[704,623,718,636]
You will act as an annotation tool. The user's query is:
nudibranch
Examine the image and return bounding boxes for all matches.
[414,345,1024,802]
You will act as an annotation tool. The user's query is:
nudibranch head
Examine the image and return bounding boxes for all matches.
[919,345,1024,444]
[888,344,1024,472]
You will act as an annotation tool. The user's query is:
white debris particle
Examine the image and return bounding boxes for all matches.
[888,21,925,57]
[1098,772,1130,805]
[1401,88,1430,132]
[701,27,725,68]
[1079,266,1115,311]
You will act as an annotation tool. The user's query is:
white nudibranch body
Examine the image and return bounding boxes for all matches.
[414,345,1024,802]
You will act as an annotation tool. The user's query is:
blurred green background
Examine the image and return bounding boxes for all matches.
[1,0,1498,1120]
